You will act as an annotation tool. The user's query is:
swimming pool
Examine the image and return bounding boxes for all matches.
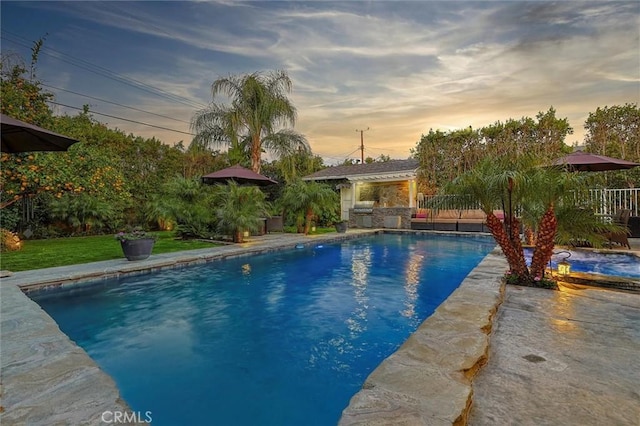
[32,234,495,425]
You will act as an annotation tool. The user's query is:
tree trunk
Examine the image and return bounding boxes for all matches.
[251,134,261,173]
[530,205,557,278]
[485,213,528,276]
[524,227,535,245]
[303,208,313,235]
[509,216,527,274]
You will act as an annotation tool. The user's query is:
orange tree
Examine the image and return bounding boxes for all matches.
[1,54,91,230]
[1,46,184,234]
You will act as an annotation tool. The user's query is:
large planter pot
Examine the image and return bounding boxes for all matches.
[120,238,155,261]
[335,221,348,233]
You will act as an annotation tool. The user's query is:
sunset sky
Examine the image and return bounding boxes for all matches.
[2,1,638,164]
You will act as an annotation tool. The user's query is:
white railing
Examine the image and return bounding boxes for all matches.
[587,188,639,216]
[418,188,639,216]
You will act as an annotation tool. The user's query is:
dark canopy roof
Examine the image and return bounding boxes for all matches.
[1,114,79,153]
[552,150,639,172]
[202,164,278,186]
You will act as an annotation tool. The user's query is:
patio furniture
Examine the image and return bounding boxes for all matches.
[604,209,631,249]
[409,209,490,232]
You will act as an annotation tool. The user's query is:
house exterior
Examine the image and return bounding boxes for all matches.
[303,159,419,229]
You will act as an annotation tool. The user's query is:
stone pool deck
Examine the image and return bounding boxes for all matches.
[469,282,640,426]
[1,231,639,425]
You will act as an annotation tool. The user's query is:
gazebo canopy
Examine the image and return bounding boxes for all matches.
[202,164,278,186]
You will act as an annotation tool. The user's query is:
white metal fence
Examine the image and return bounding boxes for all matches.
[418,188,639,216]
[587,188,639,216]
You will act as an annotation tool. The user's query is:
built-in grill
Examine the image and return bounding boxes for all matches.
[352,207,374,213]
[352,201,374,227]
[353,201,374,214]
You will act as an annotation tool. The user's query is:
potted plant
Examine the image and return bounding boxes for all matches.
[335,220,348,233]
[115,227,156,261]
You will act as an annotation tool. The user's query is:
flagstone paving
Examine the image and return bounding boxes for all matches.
[469,283,640,426]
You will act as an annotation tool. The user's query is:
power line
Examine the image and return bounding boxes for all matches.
[1,31,208,110]
[41,83,191,124]
[340,147,362,163]
[49,101,195,137]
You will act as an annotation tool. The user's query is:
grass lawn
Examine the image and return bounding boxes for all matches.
[0,232,220,272]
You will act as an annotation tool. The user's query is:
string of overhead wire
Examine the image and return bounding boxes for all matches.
[1,30,205,137]
[40,83,191,125]
[49,101,195,136]
[1,30,208,110]
[335,147,362,164]
[364,146,409,158]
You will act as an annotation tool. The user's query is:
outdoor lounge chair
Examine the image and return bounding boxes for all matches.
[604,209,631,249]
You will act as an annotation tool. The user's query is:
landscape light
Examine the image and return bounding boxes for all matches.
[554,251,572,277]
[557,259,571,276]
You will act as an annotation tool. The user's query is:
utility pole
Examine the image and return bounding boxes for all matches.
[355,127,369,164]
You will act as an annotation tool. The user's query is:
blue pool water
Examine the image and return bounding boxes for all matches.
[32,234,495,425]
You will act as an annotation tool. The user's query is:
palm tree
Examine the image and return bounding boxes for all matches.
[147,176,217,238]
[191,70,310,173]
[436,156,615,287]
[279,179,338,234]
[213,181,270,243]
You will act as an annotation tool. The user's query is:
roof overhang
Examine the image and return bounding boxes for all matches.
[304,170,417,182]
[348,171,416,182]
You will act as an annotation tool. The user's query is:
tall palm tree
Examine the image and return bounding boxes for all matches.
[191,70,310,173]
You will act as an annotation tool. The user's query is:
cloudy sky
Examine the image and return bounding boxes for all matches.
[1,1,638,164]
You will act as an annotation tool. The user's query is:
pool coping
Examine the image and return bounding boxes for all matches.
[339,246,507,425]
[1,230,505,425]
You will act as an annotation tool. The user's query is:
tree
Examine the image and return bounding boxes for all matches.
[268,149,325,184]
[436,156,613,288]
[1,40,53,125]
[192,70,310,173]
[148,176,217,238]
[213,181,270,243]
[413,108,573,190]
[414,127,482,191]
[279,180,339,234]
[48,192,117,234]
[180,144,228,179]
[584,103,640,188]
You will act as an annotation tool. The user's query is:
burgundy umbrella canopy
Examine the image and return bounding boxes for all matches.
[201,164,278,186]
[1,113,79,153]
[552,150,640,172]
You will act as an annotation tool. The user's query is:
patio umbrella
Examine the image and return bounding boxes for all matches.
[1,113,79,153]
[201,164,278,186]
[552,150,639,172]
